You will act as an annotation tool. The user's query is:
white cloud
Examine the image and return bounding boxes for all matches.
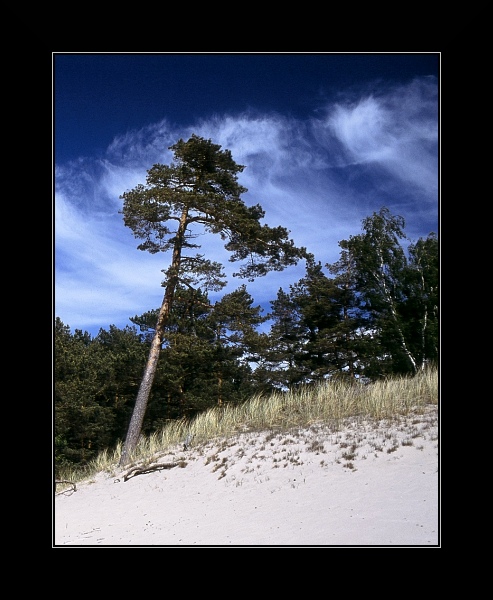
[54,78,438,336]
[324,77,438,197]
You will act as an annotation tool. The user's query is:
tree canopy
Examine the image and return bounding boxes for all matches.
[54,203,438,474]
[118,134,307,465]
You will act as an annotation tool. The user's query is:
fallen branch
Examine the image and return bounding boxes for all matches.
[121,460,187,482]
[54,480,77,494]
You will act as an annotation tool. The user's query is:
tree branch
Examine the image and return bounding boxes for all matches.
[120,460,187,481]
[54,480,77,494]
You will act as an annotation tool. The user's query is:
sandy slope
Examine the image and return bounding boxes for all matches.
[54,406,439,547]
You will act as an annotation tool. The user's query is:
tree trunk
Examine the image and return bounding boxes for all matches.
[118,286,173,466]
[119,210,187,467]
[374,249,417,375]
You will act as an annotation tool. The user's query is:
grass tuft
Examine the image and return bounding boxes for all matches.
[55,366,438,493]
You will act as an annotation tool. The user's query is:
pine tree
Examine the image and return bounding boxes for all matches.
[260,287,306,389]
[207,284,268,404]
[119,135,306,465]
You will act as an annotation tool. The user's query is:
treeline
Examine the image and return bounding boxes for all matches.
[54,207,438,474]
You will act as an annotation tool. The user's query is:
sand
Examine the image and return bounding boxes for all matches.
[54,405,439,547]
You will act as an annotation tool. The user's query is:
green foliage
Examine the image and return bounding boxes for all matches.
[55,366,438,490]
[54,318,148,475]
[120,134,307,280]
[118,134,307,464]
[327,207,438,377]
[260,207,439,386]
[54,201,438,472]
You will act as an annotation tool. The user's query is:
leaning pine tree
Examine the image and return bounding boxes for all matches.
[118,134,306,466]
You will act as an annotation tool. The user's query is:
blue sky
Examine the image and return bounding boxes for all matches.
[54,52,439,338]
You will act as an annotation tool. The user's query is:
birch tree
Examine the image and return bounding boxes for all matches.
[329,206,438,378]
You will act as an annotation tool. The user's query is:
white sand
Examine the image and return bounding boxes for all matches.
[54,406,439,547]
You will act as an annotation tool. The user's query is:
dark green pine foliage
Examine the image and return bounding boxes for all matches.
[261,255,365,389]
[130,285,264,423]
[119,135,306,464]
[206,284,268,405]
[325,244,371,382]
[54,319,108,471]
[130,287,216,423]
[290,258,350,382]
[55,318,97,472]
[258,287,306,390]
[92,324,150,440]
[54,318,147,474]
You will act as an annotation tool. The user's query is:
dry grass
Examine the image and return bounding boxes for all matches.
[55,366,438,492]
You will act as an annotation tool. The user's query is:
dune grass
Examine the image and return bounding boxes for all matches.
[55,366,438,492]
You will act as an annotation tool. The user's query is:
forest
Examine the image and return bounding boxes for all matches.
[54,136,438,474]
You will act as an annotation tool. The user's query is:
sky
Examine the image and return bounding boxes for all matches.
[54,52,439,339]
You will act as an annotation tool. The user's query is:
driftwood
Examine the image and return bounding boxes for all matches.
[54,480,77,494]
[54,461,187,492]
[121,460,187,482]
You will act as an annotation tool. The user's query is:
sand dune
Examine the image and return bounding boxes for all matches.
[54,406,439,547]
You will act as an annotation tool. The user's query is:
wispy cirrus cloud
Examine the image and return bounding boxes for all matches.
[55,76,438,336]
